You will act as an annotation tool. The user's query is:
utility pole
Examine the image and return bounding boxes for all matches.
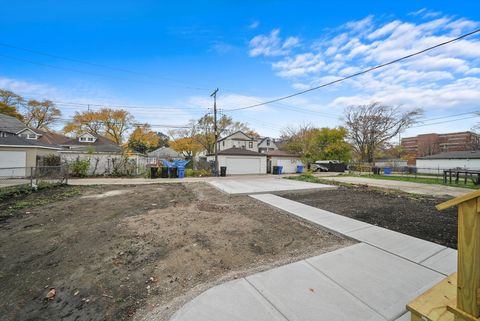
[211,88,219,176]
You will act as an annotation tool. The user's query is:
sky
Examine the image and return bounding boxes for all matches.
[0,0,480,139]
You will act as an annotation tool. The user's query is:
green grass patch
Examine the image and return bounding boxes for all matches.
[356,174,479,189]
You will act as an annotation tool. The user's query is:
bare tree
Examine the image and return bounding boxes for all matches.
[344,103,422,163]
[23,100,62,130]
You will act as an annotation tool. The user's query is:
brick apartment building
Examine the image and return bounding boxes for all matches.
[401,131,480,159]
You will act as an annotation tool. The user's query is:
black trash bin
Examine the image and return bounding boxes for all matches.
[220,166,227,177]
[272,166,279,175]
[372,166,381,175]
[150,167,158,178]
[161,167,169,178]
[169,167,178,178]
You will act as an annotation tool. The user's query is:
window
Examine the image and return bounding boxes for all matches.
[222,141,225,147]
[80,137,87,142]
[266,139,270,146]
[28,134,37,139]
[249,142,253,148]
[87,137,94,142]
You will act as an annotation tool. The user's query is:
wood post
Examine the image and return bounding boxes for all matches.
[436,190,480,320]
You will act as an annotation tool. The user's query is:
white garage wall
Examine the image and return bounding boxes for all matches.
[208,155,267,175]
[416,158,480,174]
[0,151,27,177]
[272,157,303,174]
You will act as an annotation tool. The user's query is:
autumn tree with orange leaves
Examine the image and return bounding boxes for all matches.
[127,124,160,153]
[64,108,134,144]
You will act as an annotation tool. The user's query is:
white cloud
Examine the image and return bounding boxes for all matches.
[249,20,260,29]
[247,12,480,115]
[248,29,300,57]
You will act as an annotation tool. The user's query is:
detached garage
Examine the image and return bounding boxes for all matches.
[416,150,480,174]
[266,150,303,174]
[0,136,60,177]
[207,147,267,175]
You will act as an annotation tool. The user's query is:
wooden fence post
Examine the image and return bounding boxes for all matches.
[407,189,480,321]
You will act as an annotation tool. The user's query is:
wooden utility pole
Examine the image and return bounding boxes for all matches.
[211,88,219,176]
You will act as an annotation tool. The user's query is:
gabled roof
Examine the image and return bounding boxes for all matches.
[0,136,60,149]
[0,113,27,134]
[34,129,70,145]
[207,147,266,156]
[418,150,480,160]
[147,147,184,159]
[217,130,254,142]
[62,134,122,153]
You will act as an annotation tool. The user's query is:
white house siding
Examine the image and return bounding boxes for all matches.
[416,158,480,174]
[218,132,257,152]
[208,155,267,175]
[271,157,303,174]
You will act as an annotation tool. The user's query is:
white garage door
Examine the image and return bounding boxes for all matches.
[0,151,27,177]
[225,156,262,175]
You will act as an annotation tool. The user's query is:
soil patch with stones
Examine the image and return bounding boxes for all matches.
[282,185,457,249]
[0,183,351,321]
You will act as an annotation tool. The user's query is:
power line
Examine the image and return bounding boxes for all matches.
[224,28,480,112]
[411,115,480,128]
[0,53,209,91]
[0,41,210,90]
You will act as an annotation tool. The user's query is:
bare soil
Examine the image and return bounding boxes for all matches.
[283,185,458,249]
[0,183,350,321]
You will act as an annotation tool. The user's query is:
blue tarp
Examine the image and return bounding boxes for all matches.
[160,159,190,169]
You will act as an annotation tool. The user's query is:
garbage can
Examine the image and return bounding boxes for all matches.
[383,167,392,175]
[177,167,185,178]
[220,166,227,177]
[372,167,381,175]
[150,167,158,178]
[296,165,304,173]
[278,166,283,175]
[272,166,279,175]
[161,167,169,178]
[169,167,178,178]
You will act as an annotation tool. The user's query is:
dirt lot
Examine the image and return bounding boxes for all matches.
[0,183,350,321]
[283,185,458,249]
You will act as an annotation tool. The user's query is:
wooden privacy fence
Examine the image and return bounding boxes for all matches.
[407,189,480,321]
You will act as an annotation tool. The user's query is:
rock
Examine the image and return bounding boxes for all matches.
[46,288,56,300]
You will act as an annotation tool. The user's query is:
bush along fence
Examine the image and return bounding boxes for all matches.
[0,165,69,189]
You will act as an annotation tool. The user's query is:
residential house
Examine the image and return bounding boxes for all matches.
[0,136,60,176]
[217,131,258,152]
[0,113,30,137]
[257,137,278,153]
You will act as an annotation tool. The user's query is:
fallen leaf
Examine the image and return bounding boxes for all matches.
[46,288,56,300]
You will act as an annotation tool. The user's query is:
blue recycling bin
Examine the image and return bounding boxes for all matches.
[296,165,304,173]
[178,167,185,178]
[278,166,283,174]
[383,167,392,175]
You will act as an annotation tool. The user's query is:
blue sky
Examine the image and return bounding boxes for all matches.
[1,0,480,138]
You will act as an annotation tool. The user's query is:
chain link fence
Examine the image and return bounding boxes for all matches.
[0,165,69,190]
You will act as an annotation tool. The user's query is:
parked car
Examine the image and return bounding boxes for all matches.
[311,163,329,172]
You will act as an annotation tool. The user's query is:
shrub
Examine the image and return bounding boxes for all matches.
[70,159,90,177]
[185,169,211,177]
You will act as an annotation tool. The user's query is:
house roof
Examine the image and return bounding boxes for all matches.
[208,147,266,156]
[266,150,300,157]
[0,135,60,149]
[418,150,480,160]
[34,129,70,145]
[147,147,184,159]
[0,113,27,134]
[217,130,254,142]
[62,134,122,153]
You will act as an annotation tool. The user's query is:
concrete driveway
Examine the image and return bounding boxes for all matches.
[208,177,335,195]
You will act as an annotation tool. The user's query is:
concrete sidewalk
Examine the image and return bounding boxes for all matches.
[321,175,471,197]
[169,194,457,321]
[208,177,335,195]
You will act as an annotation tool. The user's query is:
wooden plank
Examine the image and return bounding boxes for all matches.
[407,273,457,321]
[446,305,480,321]
[436,190,480,211]
[457,200,480,317]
